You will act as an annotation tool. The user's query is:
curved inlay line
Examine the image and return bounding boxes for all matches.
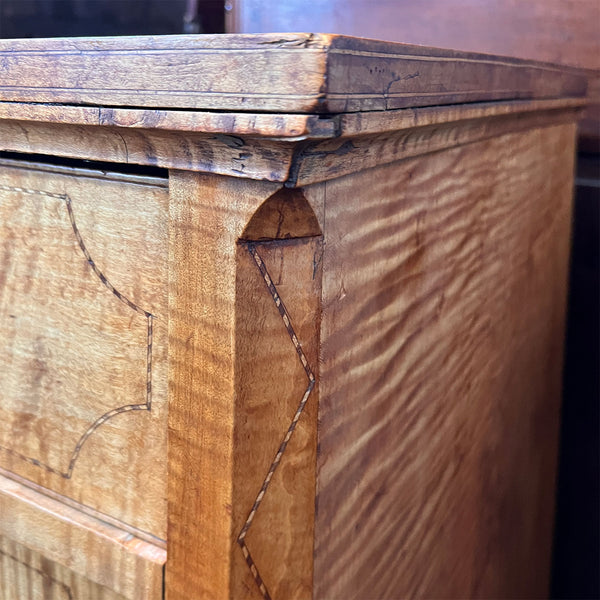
[237,242,316,600]
[0,183,154,479]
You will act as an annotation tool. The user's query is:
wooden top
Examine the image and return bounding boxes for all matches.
[0,33,586,114]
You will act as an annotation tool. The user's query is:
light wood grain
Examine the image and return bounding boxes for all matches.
[0,473,165,599]
[1,536,128,600]
[226,2,599,149]
[0,103,335,138]
[313,123,575,599]
[0,97,585,187]
[241,188,322,241]
[0,34,585,113]
[167,172,281,599]
[0,97,584,138]
[0,467,164,549]
[335,97,587,138]
[0,32,585,600]
[0,160,169,540]
[0,34,328,113]
[231,235,322,600]
[0,120,294,182]
[167,175,324,599]
[290,105,581,186]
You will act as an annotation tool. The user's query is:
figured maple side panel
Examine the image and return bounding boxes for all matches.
[314,123,576,598]
[0,535,128,600]
[0,160,168,540]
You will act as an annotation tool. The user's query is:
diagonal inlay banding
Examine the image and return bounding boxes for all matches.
[237,242,316,600]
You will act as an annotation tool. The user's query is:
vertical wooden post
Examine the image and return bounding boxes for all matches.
[167,172,323,599]
[167,171,278,598]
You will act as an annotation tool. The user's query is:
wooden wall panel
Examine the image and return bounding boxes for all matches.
[314,123,576,598]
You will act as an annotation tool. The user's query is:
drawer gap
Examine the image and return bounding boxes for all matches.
[0,150,168,181]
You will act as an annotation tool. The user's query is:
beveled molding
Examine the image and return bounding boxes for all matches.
[0,97,585,187]
[0,34,586,114]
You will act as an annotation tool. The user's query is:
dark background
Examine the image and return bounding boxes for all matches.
[0,0,224,37]
[0,1,597,597]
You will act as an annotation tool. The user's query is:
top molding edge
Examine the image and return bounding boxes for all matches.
[0,33,588,114]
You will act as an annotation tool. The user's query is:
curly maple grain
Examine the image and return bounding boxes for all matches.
[0,160,169,541]
[232,239,320,600]
[0,474,165,599]
[314,123,576,599]
[167,172,282,600]
[0,32,584,600]
[167,174,323,600]
[0,183,154,480]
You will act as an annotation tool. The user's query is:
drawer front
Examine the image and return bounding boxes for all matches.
[0,472,165,600]
[1,535,128,600]
[0,158,168,598]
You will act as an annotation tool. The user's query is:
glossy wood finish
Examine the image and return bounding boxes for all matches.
[0,161,169,539]
[315,123,575,599]
[0,34,585,113]
[0,33,585,599]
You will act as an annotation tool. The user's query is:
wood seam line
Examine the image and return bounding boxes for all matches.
[1,42,573,73]
[0,182,154,479]
[236,242,317,600]
[0,547,74,600]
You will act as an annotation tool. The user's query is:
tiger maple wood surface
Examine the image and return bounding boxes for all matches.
[167,173,278,599]
[0,536,127,600]
[0,34,585,113]
[167,173,324,600]
[0,473,165,599]
[314,123,575,599]
[0,98,584,186]
[232,236,321,599]
[0,31,586,600]
[0,160,169,541]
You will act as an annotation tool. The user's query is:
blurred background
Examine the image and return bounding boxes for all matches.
[0,0,598,597]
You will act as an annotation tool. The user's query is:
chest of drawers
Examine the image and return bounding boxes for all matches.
[0,34,586,599]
